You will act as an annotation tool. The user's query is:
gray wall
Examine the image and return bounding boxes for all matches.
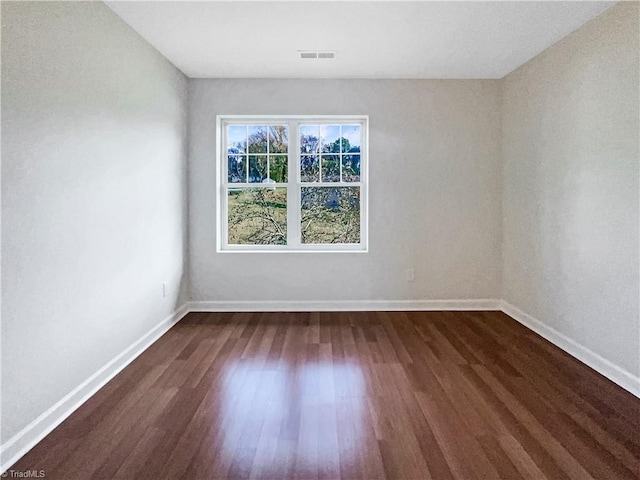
[1,1,188,442]
[501,2,640,377]
[188,79,503,304]
[2,0,637,460]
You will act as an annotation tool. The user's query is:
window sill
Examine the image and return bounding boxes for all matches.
[217,247,369,254]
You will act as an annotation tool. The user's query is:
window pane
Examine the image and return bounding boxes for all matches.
[321,125,340,153]
[342,154,360,182]
[300,187,360,244]
[269,155,288,183]
[300,125,320,154]
[228,188,287,245]
[341,125,361,153]
[227,126,247,154]
[300,155,319,182]
[228,155,247,183]
[321,155,340,182]
[269,126,288,154]
[249,155,267,183]
[248,126,267,153]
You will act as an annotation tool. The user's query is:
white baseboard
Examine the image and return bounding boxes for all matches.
[0,303,190,474]
[500,301,640,398]
[188,298,502,312]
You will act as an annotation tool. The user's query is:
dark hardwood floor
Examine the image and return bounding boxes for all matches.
[8,311,640,479]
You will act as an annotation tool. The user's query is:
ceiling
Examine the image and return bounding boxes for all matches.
[105,1,614,79]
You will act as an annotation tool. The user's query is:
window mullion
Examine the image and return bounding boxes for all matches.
[287,121,300,248]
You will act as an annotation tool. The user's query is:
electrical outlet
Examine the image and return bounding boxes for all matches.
[163,282,168,298]
[406,268,415,282]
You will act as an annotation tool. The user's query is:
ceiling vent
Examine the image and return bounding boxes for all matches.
[299,51,336,59]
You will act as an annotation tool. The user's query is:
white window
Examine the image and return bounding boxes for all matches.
[217,115,368,252]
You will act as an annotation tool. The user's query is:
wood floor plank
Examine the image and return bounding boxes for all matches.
[472,364,595,480]
[7,311,640,480]
[496,433,548,480]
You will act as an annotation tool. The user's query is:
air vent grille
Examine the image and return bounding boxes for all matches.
[299,51,336,59]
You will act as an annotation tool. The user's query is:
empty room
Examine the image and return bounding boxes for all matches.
[1,0,639,479]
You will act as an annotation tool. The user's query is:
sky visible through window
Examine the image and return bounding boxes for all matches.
[228,125,361,152]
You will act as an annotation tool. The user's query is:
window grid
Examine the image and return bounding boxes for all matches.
[218,116,368,252]
[299,125,362,184]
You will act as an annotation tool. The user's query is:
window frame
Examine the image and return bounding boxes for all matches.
[216,115,369,253]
